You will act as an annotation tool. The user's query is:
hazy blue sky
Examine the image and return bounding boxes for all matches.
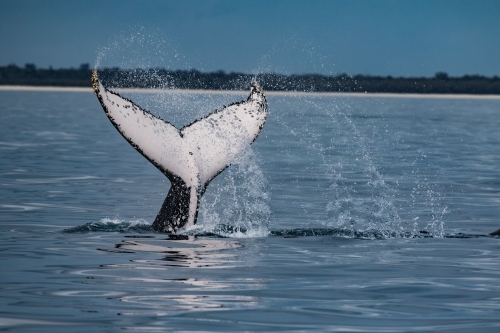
[0,0,499,76]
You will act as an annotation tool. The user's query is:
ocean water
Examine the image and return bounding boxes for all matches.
[0,89,499,332]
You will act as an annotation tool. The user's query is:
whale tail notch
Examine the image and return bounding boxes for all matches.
[92,69,268,233]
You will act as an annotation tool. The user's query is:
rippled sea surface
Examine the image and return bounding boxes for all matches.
[1,89,499,332]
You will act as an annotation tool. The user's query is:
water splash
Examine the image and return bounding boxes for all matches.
[196,148,271,238]
[95,27,184,72]
[267,94,448,238]
[64,218,151,233]
[325,107,404,237]
[93,29,448,239]
[244,36,447,239]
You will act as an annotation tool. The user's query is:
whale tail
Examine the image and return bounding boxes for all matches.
[92,69,268,233]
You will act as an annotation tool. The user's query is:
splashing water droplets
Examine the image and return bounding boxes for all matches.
[89,29,447,239]
[270,93,447,239]
[197,149,271,238]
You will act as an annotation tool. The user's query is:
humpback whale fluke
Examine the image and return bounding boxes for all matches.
[92,69,268,233]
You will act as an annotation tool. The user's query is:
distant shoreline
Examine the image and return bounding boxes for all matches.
[2,85,500,100]
[2,65,500,95]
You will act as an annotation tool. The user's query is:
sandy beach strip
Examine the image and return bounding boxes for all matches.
[1,85,500,100]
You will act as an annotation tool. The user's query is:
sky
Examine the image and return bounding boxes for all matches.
[0,0,499,77]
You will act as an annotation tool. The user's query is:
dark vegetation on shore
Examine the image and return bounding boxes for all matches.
[1,63,500,94]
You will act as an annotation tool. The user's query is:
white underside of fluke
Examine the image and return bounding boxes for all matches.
[92,70,268,230]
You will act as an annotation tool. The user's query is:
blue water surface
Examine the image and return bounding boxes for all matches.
[0,89,499,332]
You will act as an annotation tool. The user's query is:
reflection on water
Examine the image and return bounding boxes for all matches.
[120,294,259,313]
[91,235,264,314]
[107,236,242,268]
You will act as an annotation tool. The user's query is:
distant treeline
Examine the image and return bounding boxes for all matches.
[1,63,500,94]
